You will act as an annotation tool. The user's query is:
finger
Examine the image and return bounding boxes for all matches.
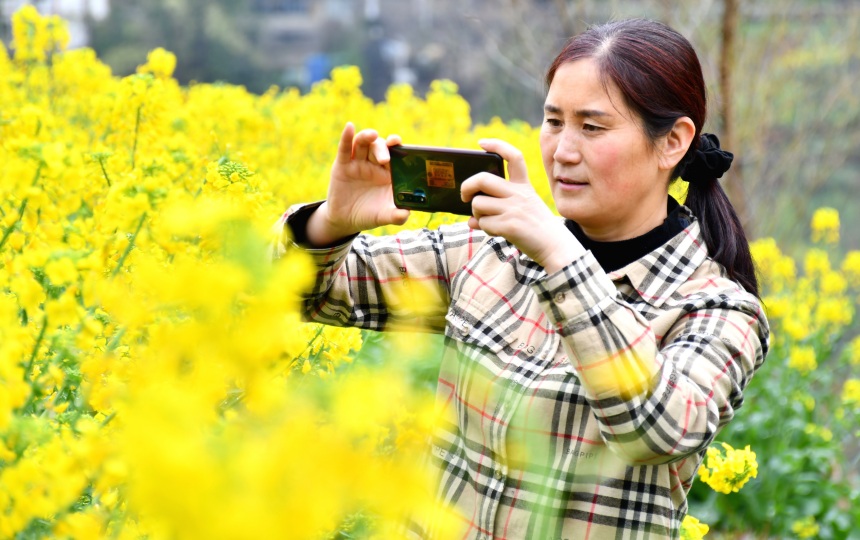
[461,172,511,202]
[386,207,411,226]
[386,134,402,147]
[470,193,508,218]
[471,214,504,238]
[377,204,410,226]
[335,122,356,165]
[369,136,391,165]
[467,216,481,230]
[479,138,529,184]
[352,128,378,162]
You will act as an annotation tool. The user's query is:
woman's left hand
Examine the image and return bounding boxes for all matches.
[461,139,586,274]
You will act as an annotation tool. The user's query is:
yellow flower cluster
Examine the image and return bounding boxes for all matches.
[1,7,482,539]
[751,218,859,347]
[791,516,820,539]
[842,379,860,407]
[137,47,176,80]
[794,390,816,412]
[803,423,833,442]
[10,4,69,62]
[810,207,839,244]
[680,515,710,540]
[788,345,817,374]
[697,442,758,494]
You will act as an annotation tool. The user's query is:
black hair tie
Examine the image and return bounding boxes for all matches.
[681,133,733,183]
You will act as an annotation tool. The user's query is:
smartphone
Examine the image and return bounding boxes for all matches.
[389,145,505,216]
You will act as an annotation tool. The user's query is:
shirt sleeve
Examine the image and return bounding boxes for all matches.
[271,202,483,333]
[531,251,769,465]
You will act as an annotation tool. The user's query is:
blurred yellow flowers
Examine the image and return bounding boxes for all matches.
[810,207,839,244]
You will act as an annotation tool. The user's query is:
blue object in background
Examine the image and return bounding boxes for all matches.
[306,53,332,85]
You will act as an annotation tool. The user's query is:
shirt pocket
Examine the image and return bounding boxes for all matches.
[444,299,512,355]
[444,297,557,376]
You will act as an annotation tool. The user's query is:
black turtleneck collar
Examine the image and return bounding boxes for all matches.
[564,197,689,273]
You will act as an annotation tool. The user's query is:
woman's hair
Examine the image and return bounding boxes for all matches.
[546,19,759,297]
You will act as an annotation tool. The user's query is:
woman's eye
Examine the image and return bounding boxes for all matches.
[583,123,602,132]
[544,118,562,127]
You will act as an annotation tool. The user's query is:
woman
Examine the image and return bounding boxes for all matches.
[274,19,769,539]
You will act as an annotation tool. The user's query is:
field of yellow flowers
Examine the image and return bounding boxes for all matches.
[1,7,858,540]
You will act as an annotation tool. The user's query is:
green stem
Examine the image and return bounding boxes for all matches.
[296,325,326,362]
[0,164,42,251]
[18,316,49,413]
[23,315,49,381]
[98,158,112,187]
[131,105,142,169]
[105,327,126,352]
[101,412,116,427]
[0,198,28,251]
[111,213,147,278]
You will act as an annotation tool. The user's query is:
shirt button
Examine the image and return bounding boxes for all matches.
[555,292,566,303]
[494,469,503,480]
[459,322,470,335]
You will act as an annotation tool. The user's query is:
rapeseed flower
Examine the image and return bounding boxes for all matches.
[788,346,817,374]
[11,4,69,62]
[751,237,796,292]
[680,514,709,539]
[137,47,177,79]
[697,443,758,494]
[792,390,816,412]
[791,516,820,539]
[820,270,847,295]
[810,207,839,244]
[804,248,831,279]
[842,379,860,407]
[804,423,833,442]
[814,297,853,327]
[842,250,860,288]
[44,256,79,285]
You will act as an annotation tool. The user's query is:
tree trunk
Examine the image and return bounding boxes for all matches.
[720,0,751,231]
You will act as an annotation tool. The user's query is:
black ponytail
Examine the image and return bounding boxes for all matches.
[679,134,759,297]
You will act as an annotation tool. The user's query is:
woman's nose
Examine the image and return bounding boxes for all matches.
[553,131,582,165]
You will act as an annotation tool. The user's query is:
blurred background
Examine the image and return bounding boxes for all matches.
[1,0,858,251]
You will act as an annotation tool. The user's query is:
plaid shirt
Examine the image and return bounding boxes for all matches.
[274,202,769,540]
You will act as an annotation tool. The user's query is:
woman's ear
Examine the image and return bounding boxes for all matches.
[658,117,696,171]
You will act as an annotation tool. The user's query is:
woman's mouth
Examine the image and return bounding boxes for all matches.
[556,177,588,187]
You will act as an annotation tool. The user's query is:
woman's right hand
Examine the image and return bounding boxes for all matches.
[305,122,411,247]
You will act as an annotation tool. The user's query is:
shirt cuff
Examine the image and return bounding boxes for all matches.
[284,201,360,251]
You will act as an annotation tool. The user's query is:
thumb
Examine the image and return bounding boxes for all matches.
[385,207,411,226]
[478,138,529,184]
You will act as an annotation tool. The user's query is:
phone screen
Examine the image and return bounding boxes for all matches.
[390,145,505,216]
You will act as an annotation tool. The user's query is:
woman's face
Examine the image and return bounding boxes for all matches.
[540,59,670,241]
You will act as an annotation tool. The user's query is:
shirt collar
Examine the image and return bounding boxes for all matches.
[564,197,687,273]
[606,206,710,307]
